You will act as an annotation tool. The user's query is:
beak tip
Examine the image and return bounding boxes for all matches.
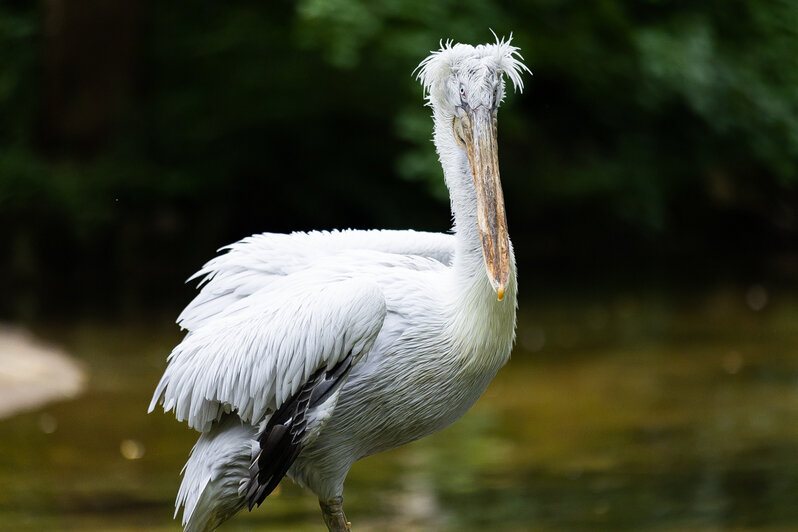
[496,287,505,301]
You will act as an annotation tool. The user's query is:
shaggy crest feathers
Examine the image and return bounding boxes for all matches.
[415,33,531,103]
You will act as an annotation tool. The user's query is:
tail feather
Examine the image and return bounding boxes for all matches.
[178,415,258,532]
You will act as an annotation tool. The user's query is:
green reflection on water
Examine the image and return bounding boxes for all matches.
[2,286,798,531]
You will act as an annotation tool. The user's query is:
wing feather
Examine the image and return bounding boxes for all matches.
[150,274,386,432]
[178,229,453,331]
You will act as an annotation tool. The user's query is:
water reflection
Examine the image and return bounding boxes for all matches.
[1,285,797,531]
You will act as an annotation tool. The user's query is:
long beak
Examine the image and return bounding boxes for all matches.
[455,106,510,301]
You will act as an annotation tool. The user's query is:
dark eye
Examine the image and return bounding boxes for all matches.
[459,86,466,99]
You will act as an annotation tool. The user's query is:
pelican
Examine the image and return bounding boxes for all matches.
[149,36,530,531]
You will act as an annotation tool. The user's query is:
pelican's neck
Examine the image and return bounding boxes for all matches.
[430,109,517,375]
[432,111,514,294]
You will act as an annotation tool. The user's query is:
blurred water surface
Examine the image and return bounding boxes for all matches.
[1,284,797,531]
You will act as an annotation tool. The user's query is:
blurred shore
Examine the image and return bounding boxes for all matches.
[0,325,85,419]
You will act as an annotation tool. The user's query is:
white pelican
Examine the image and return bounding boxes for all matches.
[149,36,530,532]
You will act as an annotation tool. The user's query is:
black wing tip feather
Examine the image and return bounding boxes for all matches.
[245,352,355,510]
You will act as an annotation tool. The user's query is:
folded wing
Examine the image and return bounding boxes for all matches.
[149,274,387,433]
[177,229,452,331]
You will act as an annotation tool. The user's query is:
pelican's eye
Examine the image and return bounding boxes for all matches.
[459,85,466,100]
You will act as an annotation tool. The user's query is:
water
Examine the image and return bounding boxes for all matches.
[1,284,797,531]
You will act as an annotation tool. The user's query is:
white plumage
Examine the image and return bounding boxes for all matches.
[150,35,529,532]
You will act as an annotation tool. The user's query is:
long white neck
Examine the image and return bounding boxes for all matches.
[431,109,516,297]
[432,108,517,374]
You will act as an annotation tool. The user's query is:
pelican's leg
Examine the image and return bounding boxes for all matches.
[319,496,351,532]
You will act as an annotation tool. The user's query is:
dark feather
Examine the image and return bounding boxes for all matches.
[246,351,355,510]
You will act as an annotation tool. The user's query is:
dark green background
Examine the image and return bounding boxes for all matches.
[2,0,797,318]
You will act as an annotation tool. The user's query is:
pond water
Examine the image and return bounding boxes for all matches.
[1,284,797,531]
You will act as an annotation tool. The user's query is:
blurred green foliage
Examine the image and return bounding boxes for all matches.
[0,0,796,317]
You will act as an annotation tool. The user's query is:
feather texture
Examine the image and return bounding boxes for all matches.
[178,229,453,332]
[149,273,386,432]
[177,415,257,532]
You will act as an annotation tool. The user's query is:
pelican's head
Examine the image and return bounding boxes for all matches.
[416,35,530,301]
